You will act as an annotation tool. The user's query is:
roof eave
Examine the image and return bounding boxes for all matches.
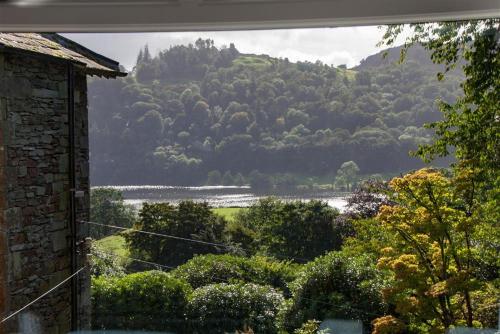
[42,33,123,74]
[86,68,128,78]
[0,43,126,78]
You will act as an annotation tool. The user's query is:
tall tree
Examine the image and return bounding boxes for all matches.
[136,48,144,65]
[335,161,360,191]
[143,44,152,63]
[125,201,228,266]
[375,169,498,331]
[90,188,136,239]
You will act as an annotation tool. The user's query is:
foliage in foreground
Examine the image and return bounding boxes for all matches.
[187,283,284,334]
[280,251,387,332]
[91,271,192,332]
[91,271,286,333]
[171,253,299,294]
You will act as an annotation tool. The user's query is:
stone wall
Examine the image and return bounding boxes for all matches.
[0,51,90,333]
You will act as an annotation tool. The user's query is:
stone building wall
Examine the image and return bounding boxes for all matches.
[0,51,90,333]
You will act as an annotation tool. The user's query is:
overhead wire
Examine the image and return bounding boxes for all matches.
[85,221,233,248]
[1,266,87,324]
[82,220,312,263]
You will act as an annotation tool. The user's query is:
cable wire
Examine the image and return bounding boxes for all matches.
[115,254,176,271]
[83,220,311,263]
[1,266,86,324]
[85,221,231,248]
[97,250,227,282]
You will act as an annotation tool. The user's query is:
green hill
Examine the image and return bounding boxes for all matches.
[88,40,460,185]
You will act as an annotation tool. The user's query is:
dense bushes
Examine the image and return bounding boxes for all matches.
[91,255,293,333]
[172,253,298,294]
[187,283,284,333]
[91,198,387,333]
[91,271,192,331]
[280,251,387,332]
[92,271,285,333]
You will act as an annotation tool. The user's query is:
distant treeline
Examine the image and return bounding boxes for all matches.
[88,40,459,185]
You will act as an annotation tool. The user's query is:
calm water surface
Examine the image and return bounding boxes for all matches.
[94,185,349,212]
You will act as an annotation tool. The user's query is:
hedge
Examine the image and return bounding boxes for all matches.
[171,253,298,295]
[91,270,192,332]
[187,283,284,333]
[279,251,387,332]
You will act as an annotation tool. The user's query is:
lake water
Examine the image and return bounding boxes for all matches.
[94,185,349,212]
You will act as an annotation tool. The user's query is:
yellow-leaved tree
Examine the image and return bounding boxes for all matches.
[373,168,498,333]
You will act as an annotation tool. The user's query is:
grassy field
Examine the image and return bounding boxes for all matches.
[95,233,129,257]
[232,55,272,70]
[212,207,245,222]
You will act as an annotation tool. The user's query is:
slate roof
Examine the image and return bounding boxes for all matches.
[0,33,126,78]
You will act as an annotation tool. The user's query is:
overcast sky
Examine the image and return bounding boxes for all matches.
[65,26,403,71]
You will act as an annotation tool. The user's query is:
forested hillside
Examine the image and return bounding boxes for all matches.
[88,40,461,185]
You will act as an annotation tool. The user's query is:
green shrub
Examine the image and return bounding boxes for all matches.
[293,320,322,334]
[224,219,259,256]
[235,198,345,262]
[171,254,298,294]
[187,283,284,333]
[89,244,125,277]
[280,251,387,332]
[91,270,192,331]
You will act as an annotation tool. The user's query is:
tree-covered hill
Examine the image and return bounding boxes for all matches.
[88,39,460,185]
[355,44,436,70]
